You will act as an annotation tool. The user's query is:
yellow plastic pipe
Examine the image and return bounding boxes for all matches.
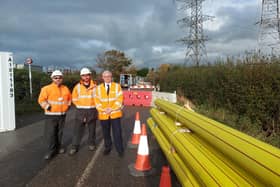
[150,108,265,186]
[154,99,280,186]
[150,108,263,186]
[147,118,201,187]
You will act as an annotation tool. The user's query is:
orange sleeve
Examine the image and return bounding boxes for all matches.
[94,85,105,112]
[38,86,50,110]
[71,84,78,106]
[112,84,123,110]
[66,86,72,106]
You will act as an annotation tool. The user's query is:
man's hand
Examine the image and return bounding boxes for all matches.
[47,105,52,111]
[105,108,112,114]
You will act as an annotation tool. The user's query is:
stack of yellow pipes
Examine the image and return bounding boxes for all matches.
[147,99,280,187]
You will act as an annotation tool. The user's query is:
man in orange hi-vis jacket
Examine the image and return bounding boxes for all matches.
[38,70,71,160]
[95,70,124,157]
[68,67,98,155]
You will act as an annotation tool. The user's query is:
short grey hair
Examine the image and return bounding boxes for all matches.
[102,70,112,76]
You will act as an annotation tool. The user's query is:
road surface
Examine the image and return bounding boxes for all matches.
[0,106,180,187]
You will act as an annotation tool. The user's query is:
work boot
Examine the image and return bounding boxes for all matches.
[88,145,96,151]
[58,147,65,154]
[118,152,124,158]
[103,149,111,155]
[44,152,55,160]
[68,148,78,156]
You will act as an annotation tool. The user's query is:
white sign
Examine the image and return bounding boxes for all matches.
[25,57,33,64]
[0,52,15,132]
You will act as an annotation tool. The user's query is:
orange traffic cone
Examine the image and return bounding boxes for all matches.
[134,124,151,171]
[128,112,141,148]
[159,166,171,187]
[129,124,155,176]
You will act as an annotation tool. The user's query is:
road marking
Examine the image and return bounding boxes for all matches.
[75,140,104,187]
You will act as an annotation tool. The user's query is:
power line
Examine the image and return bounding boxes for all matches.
[258,0,280,56]
[176,0,213,66]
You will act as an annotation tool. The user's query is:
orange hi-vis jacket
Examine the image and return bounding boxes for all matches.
[72,80,97,109]
[95,82,123,120]
[38,83,71,115]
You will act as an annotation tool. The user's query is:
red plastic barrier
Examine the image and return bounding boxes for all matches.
[123,91,133,106]
[123,91,152,107]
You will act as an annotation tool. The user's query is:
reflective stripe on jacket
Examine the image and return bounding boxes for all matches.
[72,80,97,109]
[95,82,123,120]
[38,83,71,115]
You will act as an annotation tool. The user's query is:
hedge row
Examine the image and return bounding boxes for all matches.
[159,61,280,132]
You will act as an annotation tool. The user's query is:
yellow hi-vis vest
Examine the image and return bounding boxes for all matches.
[38,83,71,115]
[72,80,97,109]
[95,82,123,120]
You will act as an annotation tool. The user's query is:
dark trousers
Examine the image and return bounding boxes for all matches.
[100,118,124,154]
[71,108,97,149]
[71,119,96,148]
[44,115,66,153]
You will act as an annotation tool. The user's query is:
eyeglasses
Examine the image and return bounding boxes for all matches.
[53,77,62,80]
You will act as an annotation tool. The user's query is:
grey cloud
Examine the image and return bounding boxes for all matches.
[0,0,260,69]
[203,4,260,58]
[207,4,259,43]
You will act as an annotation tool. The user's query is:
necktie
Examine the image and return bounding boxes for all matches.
[107,84,110,95]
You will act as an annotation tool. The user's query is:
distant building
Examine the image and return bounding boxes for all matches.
[14,64,43,72]
[46,66,79,76]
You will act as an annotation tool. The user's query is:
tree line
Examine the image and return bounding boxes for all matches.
[13,51,280,146]
[157,59,280,140]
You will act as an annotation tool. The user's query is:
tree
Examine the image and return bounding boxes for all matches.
[96,50,132,81]
[146,68,159,85]
[158,64,170,80]
[126,65,137,75]
[137,67,149,77]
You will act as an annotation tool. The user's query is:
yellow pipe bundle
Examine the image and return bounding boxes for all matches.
[150,108,265,186]
[147,118,201,187]
[153,99,280,186]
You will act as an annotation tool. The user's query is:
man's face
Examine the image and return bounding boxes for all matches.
[81,74,91,83]
[52,76,63,85]
[102,73,112,83]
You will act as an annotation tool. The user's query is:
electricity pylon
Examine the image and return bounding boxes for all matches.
[176,0,211,66]
[258,0,280,57]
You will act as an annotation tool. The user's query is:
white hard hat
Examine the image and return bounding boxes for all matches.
[80,67,91,75]
[51,70,63,78]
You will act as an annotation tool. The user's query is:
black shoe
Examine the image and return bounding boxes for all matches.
[118,152,124,158]
[88,145,96,151]
[69,148,78,156]
[58,148,65,154]
[103,149,111,155]
[44,152,54,160]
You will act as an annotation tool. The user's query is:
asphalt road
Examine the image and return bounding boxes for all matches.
[0,106,181,187]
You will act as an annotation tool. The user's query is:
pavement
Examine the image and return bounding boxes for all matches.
[0,106,181,187]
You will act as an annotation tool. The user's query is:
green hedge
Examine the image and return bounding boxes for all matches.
[159,61,280,133]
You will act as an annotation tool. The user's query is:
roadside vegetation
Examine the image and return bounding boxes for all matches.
[14,53,280,147]
[154,57,280,148]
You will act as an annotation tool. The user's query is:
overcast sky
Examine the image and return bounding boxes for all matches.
[0,0,261,69]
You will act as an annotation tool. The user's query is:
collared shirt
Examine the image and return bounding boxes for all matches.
[105,82,111,94]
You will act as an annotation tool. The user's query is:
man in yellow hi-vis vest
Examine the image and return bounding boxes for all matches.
[38,70,71,160]
[69,67,98,155]
[95,70,124,157]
